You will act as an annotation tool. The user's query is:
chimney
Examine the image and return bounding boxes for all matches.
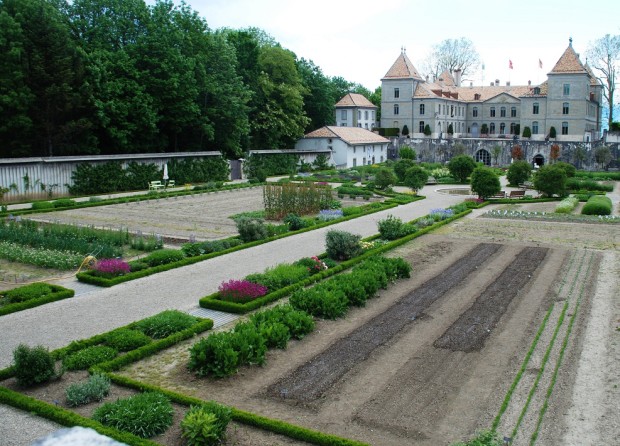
[528,80,531,86]
[490,82,494,86]
[454,68,462,87]
[495,79,500,86]
[470,82,473,88]
[506,81,510,86]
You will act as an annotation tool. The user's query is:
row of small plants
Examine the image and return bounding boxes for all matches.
[0,283,74,316]
[189,256,410,379]
[483,209,619,223]
[77,195,422,287]
[0,241,86,270]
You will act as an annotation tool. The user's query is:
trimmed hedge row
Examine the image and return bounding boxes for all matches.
[77,195,420,287]
[0,284,74,317]
[581,195,612,216]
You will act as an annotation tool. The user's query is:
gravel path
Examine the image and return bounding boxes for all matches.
[0,184,465,445]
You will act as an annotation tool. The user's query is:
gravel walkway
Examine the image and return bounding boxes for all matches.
[0,184,466,444]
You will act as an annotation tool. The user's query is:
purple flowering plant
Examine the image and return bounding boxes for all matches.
[94,258,131,276]
[219,279,268,303]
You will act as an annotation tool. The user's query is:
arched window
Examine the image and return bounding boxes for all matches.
[500,123,506,134]
[475,149,491,166]
[511,106,517,117]
[532,121,539,134]
[490,122,496,134]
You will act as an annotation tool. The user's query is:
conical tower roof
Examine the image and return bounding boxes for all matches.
[550,38,588,74]
[382,50,425,81]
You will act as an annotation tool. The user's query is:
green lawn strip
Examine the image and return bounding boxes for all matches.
[199,209,471,313]
[104,372,369,446]
[0,182,261,218]
[0,386,158,446]
[491,250,579,431]
[0,284,74,317]
[76,195,423,287]
[508,251,587,441]
[529,252,594,445]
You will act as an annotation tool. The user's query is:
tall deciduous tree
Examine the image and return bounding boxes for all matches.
[421,37,481,81]
[297,58,335,131]
[587,34,619,128]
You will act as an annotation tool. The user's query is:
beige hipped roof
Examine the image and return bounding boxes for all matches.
[335,93,377,108]
[303,126,389,145]
[382,51,425,81]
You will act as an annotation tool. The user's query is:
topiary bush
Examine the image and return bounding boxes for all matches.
[555,197,579,214]
[92,392,174,438]
[581,195,612,215]
[104,329,152,352]
[377,214,415,240]
[12,344,59,387]
[62,345,118,371]
[141,249,185,267]
[403,166,429,192]
[181,401,232,446]
[506,160,532,186]
[65,373,111,407]
[470,166,501,199]
[325,230,362,260]
[133,310,199,339]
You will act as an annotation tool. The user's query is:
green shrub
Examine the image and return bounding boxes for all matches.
[470,166,501,199]
[13,344,58,387]
[258,322,290,349]
[142,249,185,267]
[65,373,111,407]
[134,310,198,339]
[393,159,415,182]
[249,304,315,340]
[554,161,576,178]
[283,213,307,231]
[2,283,55,303]
[403,165,428,192]
[533,165,567,197]
[566,178,613,192]
[448,155,476,182]
[377,214,415,240]
[31,201,54,210]
[325,230,362,260]
[374,168,397,189]
[62,345,118,371]
[53,199,76,208]
[236,217,268,242]
[182,409,220,446]
[92,392,174,438]
[506,160,531,186]
[328,275,369,307]
[245,263,309,292]
[555,197,579,214]
[232,322,267,365]
[289,286,349,319]
[188,332,240,378]
[104,329,152,352]
[181,238,243,257]
[581,195,612,216]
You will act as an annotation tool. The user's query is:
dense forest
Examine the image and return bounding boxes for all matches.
[0,0,380,159]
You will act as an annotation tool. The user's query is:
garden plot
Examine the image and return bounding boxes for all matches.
[120,214,616,446]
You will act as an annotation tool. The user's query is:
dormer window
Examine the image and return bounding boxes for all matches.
[533,87,540,95]
[474,93,481,100]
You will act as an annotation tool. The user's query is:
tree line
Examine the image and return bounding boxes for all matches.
[0,0,380,159]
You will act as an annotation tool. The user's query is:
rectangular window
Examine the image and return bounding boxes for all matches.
[563,84,570,95]
[500,123,506,134]
[358,110,361,120]
[394,104,399,115]
[341,110,347,120]
[364,110,368,120]
[490,107,496,117]
[511,107,517,117]
[473,107,478,117]
[532,121,539,134]
[420,104,425,115]
[563,102,569,115]
[353,158,357,167]
[533,103,539,114]
[500,107,506,117]
[562,122,569,135]
[490,123,496,133]
[419,121,425,133]
[394,88,400,98]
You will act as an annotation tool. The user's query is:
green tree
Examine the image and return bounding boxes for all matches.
[470,166,500,199]
[404,166,428,193]
[374,168,397,190]
[402,124,410,136]
[448,155,476,182]
[369,86,381,123]
[393,159,415,182]
[421,37,481,81]
[522,126,532,138]
[399,145,416,160]
[594,145,612,169]
[533,165,567,197]
[491,145,502,166]
[549,126,557,138]
[297,58,335,131]
[424,124,431,136]
[447,123,454,135]
[554,161,576,178]
[506,160,532,186]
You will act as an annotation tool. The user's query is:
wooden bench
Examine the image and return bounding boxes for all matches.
[165,180,175,188]
[490,191,506,199]
[509,190,526,199]
[148,181,164,191]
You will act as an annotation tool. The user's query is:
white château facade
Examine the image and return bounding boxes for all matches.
[334,93,378,129]
[381,39,602,142]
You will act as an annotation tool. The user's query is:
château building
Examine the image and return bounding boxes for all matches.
[334,93,378,129]
[380,39,603,143]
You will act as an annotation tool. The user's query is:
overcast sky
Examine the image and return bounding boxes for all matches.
[172,0,619,90]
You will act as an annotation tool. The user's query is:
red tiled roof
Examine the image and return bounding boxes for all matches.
[335,93,377,108]
[303,126,389,145]
[413,81,531,102]
[550,44,588,74]
[382,52,425,81]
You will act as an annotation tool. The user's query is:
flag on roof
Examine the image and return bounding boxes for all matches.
[509,60,513,69]
[539,59,543,69]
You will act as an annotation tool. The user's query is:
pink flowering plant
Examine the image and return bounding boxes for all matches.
[93,258,130,277]
[307,256,328,274]
[218,279,268,303]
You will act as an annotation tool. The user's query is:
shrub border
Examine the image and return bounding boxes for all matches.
[0,284,74,317]
[76,195,424,287]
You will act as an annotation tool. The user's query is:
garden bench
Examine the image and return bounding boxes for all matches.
[148,181,164,191]
[166,180,175,188]
[519,181,534,189]
[509,190,526,199]
[491,191,506,199]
